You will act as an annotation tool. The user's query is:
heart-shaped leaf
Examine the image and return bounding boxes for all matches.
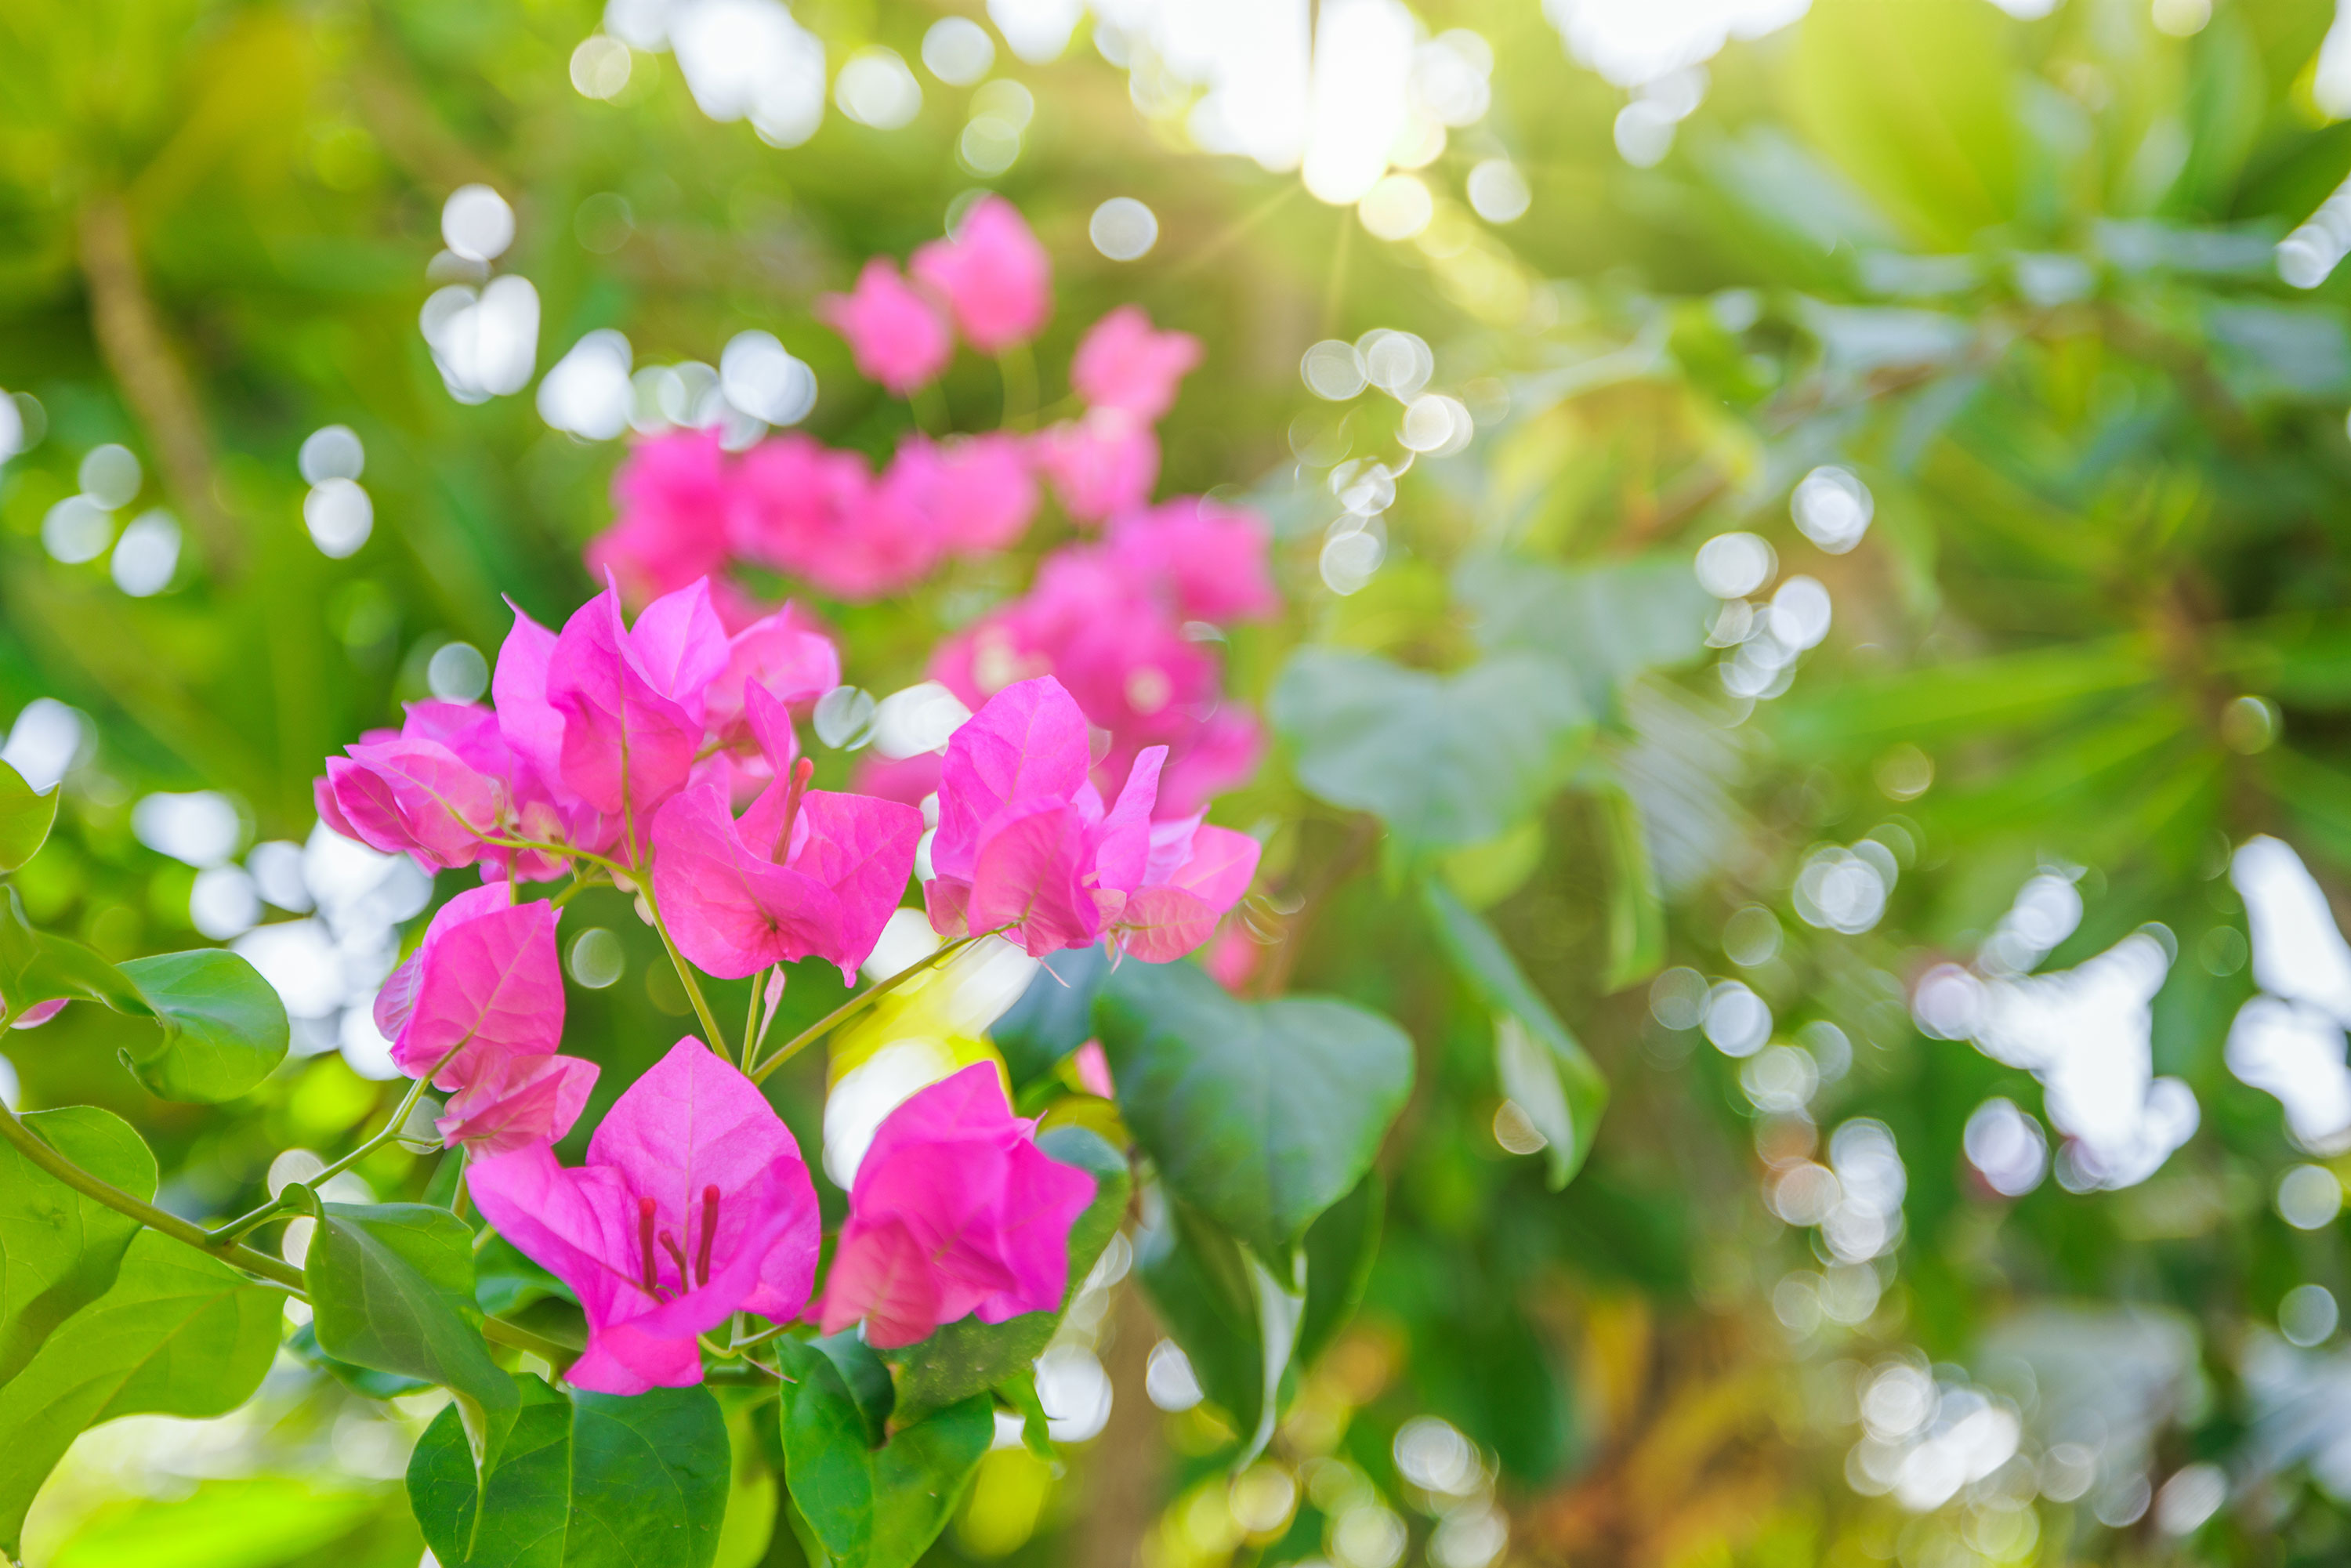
[773,1337,993,1568]
[1423,883,1607,1188]
[306,1202,517,1448]
[116,949,290,1102]
[0,893,288,1102]
[0,759,58,872]
[0,1231,282,1553]
[1094,959,1412,1259]
[0,1105,157,1388]
[408,1374,730,1568]
[1269,648,1589,857]
[882,1124,1131,1425]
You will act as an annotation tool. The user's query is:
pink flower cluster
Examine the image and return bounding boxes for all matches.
[926,496,1276,817]
[465,1045,1089,1392]
[585,201,1212,607]
[925,676,1261,960]
[302,197,1281,1396]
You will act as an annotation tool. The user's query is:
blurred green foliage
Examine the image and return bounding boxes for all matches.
[14,0,2351,1564]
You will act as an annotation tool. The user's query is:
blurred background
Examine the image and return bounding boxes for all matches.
[13,0,2351,1564]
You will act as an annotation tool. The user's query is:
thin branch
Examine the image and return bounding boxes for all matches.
[1,1100,576,1369]
[75,194,241,578]
[748,935,984,1084]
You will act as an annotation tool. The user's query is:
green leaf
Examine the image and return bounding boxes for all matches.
[1765,637,2154,759]
[773,1340,992,1568]
[772,1338,876,1568]
[1453,552,1713,714]
[284,1319,431,1400]
[1269,648,1590,858]
[1592,784,1665,993]
[0,890,148,1023]
[0,759,58,872]
[1423,883,1608,1189]
[0,1105,157,1390]
[882,1125,1131,1425]
[407,1374,730,1568]
[864,1396,991,1568]
[1094,959,1413,1259]
[306,1202,517,1452]
[1132,1197,1295,1459]
[116,949,290,1103]
[0,895,288,1102]
[1786,0,2018,248]
[0,1231,283,1553]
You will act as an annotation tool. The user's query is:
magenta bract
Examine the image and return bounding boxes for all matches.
[467,1038,823,1394]
[820,1063,1095,1348]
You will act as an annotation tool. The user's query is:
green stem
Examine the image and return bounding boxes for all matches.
[210,1043,455,1241]
[652,910,730,1063]
[483,832,730,1060]
[0,1101,306,1289]
[748,935,984,1085]
[1,1100,577,1368]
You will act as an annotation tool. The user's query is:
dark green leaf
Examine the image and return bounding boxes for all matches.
[1423,883,1608,1188]
[1094,959,1412,1258]
[0,1105,157,1388]
[883,1125,1130,1425]
[773,1341,992,1568]
[408,1374,730,1568]
[1269,648,1590,857]
[0,759,57,872]
[0,1231,283,1553]
[307,1202,516,1444]
[987,946,1110,1087]
[815,1330,895,1448]
[116,949,290,1103]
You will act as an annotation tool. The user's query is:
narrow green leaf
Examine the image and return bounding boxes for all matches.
[0,1231,282,1553]
[1423,882,1608,1188]
[1298,1174,1382,1368]
[1592,785,1665,992]
[772,1337,878,1568]
[1133,1197,1272,1445]
[307,1202,517,1451]
[0,1105,158,1389]
[408,1374,730,1568]
[883,1125,1131,1425]
[1765,637,2154,759]
[1269,648,1590,858]
[1095,960,1414,1258]
[0,759,58,872]
[713,1392,779,1568]
[116,949,290,1103]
